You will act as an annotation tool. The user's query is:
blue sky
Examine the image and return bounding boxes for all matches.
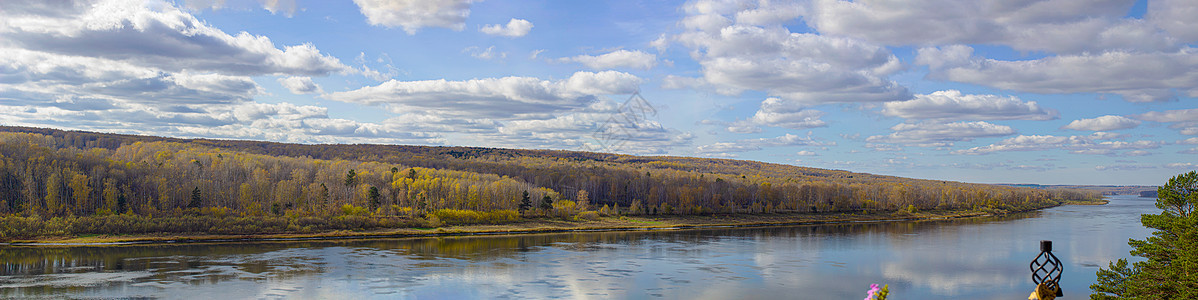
[1,0,1196,185]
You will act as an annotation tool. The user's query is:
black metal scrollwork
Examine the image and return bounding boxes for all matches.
[1030,240,1063,297]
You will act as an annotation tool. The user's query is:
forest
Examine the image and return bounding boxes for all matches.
[0,126,1102,239]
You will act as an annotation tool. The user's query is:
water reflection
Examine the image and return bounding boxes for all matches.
[0,196,1154,299]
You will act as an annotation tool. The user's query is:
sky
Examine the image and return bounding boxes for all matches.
[0,0,1196,185]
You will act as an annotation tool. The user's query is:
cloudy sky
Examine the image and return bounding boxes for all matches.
[1,0,1196,185]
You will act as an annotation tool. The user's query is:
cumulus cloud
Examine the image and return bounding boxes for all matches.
[954,133,1162,155]
[560,50,657,70]
[917,45,1198,102]
[0,49,261,105]
[1,0,348,76]
[727,98,826,133]
[1178,137,1198,145]
[881,90,1057,121]
[480,18,533,37]
[324,71,642,119]
[353,0,475,34]
[1061,115,1140,131]
[277,76,322,94]
[866,121,1015,147]
[669,0,909,105]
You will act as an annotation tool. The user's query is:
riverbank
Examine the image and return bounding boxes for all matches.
[2,209,1011,245]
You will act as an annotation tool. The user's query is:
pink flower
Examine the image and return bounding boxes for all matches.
[865,284,881,300]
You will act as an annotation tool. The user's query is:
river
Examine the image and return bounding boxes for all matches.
[0,195,1156,299]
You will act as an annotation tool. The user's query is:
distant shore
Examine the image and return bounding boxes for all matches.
[3,200,1106,246]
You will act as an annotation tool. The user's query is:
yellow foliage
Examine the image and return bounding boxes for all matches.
[575,211,600,221]
[341,204,369,216]
[431,209,519,225]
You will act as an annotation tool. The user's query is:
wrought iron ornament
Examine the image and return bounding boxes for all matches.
[1030,240,1064,297]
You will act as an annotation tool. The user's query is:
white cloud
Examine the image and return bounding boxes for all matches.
[696,142,761,154]
[1095,164,1158,171]
[184,0,299,17]
[277,76,323,94]
[1180,147,1198,154]
[796,150,818,156]
[1,0,348,76]
[695,133,830,154]
[480,18,533,37]
[0,49,261,105]
[464,46,506,60]
[866,121,1016,147]
[881,90,1057,121]
[1134,108,1198,135]
[1125,150,1152,156]
[671,2,909,105]
[232,102,326,121]
[954,134,1162,155]
[1148,0,1198,43]
[560,50,657,70]
[1164,162,1198,169]
[529,49,546,59]
[1061,115,1140,131]
[259,0,299,16]
[353,0,475,34]
[661,75,705,90]
[1135,108,1198,123]
[805,0,1176,54]
[917,45,1198,102]
[484,99,691,155]
[324,71,642,119]
[1178,137,1198,145]
[728,98,826,133]
[751,133,832,147]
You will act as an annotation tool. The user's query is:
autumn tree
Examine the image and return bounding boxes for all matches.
[45,172,63,216]
[576,190,589,212]
[69,172,91,214]
[102,178,119,214]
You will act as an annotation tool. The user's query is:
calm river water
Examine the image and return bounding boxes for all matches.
[0,195,1155,299]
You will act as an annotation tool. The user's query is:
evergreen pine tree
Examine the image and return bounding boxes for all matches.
[518,190,532,214]
[188,187,202,208]
[541,195,553,211]
[1091,171,1198,299]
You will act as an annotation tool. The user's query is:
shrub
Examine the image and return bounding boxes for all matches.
[575,211,600,221]
[341,204,369,216]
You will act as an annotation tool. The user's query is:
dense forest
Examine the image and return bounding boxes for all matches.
[0,126,1101,239]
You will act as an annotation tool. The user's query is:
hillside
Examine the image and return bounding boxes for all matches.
[998,184,1157,196]
[0,126,1101,240]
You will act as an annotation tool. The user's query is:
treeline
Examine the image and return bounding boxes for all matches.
[0,127,1102,238]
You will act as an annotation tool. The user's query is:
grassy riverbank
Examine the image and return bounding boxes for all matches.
[0,209,1015,245]
[3,197,1109,245]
